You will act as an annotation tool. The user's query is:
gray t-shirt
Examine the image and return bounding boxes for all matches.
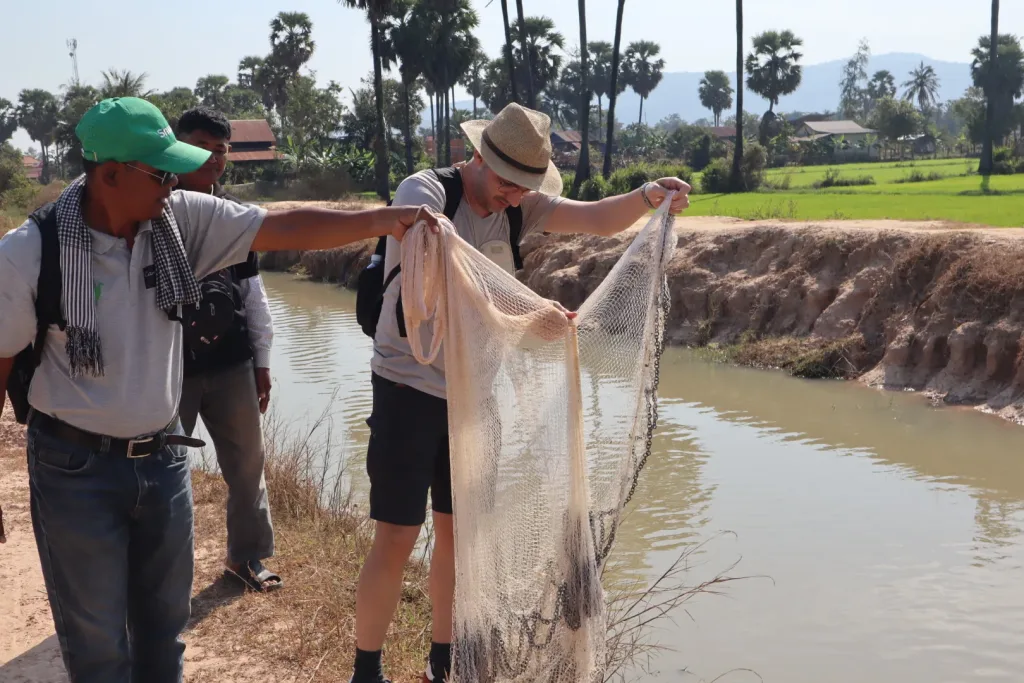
[0,191,266,438]
[371,169,562,399]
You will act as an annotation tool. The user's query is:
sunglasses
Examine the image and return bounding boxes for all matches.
[125,164,178,187]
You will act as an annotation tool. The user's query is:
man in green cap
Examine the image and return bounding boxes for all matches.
[0,97,439,683]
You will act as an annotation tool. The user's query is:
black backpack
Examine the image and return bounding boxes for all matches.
[355,166,524,339]
[6,203,65,424]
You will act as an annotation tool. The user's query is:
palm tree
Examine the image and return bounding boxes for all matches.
[499,0,519,103]
[623,41,664,124]
[972,34,1024,151]
[268,12,316,73]
[413,0,479,166]
[391,5,425,175]
[979,0,1000,174]
[460,49,489,117]
[902,62,941,112]
[602,0,626,179]
[571,0,592,197]
[588,41,616,144]
[744,30,803,115]
[17,89,59,183]
[339,0,397,200]
[730,0,744,191]
[99,69,153,99]
[511,17,566,102]
[698,71,734,127]
[515,0,535,107]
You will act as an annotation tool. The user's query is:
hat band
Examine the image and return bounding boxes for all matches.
[482,130,548,176]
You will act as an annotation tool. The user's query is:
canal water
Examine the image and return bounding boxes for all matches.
[242,271,1024,683]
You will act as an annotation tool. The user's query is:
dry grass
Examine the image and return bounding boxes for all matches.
[700,334,868,380]
[188,410,431,682]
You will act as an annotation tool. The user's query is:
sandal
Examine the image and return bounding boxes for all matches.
[224,559,283,593]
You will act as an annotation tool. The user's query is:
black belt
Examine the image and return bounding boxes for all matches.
[30,411,206,458]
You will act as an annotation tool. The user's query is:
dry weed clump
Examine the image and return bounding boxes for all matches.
[726,334,868,380]
[188,411,432,682]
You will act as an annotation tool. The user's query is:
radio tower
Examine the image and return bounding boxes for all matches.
[67,39,80,85]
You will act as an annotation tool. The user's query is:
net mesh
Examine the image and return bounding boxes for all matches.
[401,199,676,683]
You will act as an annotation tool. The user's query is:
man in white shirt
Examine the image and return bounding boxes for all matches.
[0,97,438,683]
[353,102,690,683]
[174,106,280,593]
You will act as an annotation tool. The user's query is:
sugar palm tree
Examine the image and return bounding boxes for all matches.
[902,62,941,112]
[511,17,565,102]
[571,0,592,196]
[699,71,733,127]
[515,0,535,107]
[730,0,744,191]
[391,4,425,175]
[602,0,627,178]
[338,0,397,200]
[979,0,1000,174]
[744,30,803,115]
[99,69,153,99]
[623,41,664,124]
[499,0,519,103]
[588,41,616,144]
[460,48,489,118]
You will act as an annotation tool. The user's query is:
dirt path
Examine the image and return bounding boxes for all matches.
[0,403,296,683]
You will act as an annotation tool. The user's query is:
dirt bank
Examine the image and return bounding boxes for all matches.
[259,210,1024,425]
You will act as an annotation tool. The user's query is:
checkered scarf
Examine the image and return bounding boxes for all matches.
[54,176,201,378]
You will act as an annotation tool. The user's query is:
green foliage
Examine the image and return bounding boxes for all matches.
[971,34,1024,143]
[99,69,153,99]
[622,41,665,122]
[700,158,732,194]
[901,62,940,111]
[698,71,733,126]
[0,99,17,145]
[812,168,876,188]
[870,96,923,144]
[745,30,804,112]
[148,87,199,129]
[894,170,945,183]
[689,134,713,171]
[992,146,1019,175]
[285,75,346,157]
[739,142,768,190]
[608,166,651,195]
[578,175,611,201]
[0,143,30,202]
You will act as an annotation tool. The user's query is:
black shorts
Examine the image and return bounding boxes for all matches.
[365,372,452,526]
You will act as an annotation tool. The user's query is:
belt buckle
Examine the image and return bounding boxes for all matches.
[126,436,155,459]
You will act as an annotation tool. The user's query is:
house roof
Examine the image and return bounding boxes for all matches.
[551,130,582,144]
[229,120,277,145]
[801,120,875,136]
[710,126,737,138]
[227,150,283,162]
[22,155,40,167]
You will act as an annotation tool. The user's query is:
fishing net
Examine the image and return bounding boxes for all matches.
[401,198,676,683]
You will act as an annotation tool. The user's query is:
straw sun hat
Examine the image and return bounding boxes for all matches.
[460,103,564,197]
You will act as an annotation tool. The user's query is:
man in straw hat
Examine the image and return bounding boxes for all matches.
[351,102,690,683]
[0,96,439,683]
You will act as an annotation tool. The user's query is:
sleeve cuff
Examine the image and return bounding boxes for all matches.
[253,350,272,369]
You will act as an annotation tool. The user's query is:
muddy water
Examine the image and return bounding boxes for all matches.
[256,271,1024,683]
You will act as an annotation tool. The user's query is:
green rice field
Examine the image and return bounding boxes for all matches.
[692,160,1024,227]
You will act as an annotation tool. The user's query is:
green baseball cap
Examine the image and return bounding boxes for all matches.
[76,97,211,174]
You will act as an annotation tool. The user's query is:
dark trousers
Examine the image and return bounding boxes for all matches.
[27,420,194,683]
[178,359,274,565]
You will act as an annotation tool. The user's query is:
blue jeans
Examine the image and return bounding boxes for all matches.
[27,421,195,683]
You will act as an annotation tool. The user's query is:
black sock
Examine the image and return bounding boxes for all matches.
[429,642,451,681]
[353,648,384,682]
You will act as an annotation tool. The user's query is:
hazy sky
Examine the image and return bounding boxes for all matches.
[3,0,1021,150]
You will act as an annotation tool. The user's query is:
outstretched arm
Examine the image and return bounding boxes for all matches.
[251,205,440,252]
[544,178,691,237]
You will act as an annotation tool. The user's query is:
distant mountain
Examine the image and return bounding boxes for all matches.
[434,53,974,129]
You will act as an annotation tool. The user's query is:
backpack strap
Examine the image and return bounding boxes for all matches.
[507,206,524,270]
[430,167,464,220]
[27,202,64,367]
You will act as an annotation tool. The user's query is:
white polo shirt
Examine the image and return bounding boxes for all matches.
[0,190,266,438]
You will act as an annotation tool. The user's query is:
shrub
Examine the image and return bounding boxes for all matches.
[992,147,1017,175]
[813,168,876,188]
[690,134,712,171]
[895,170,944,184]
[560,172,575,197]
[648,163,694,187]
[739,143,767,190]
[700,158,732,194]
[609,166,652,195]
[578,176,611,201]
[762,173,792,190]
